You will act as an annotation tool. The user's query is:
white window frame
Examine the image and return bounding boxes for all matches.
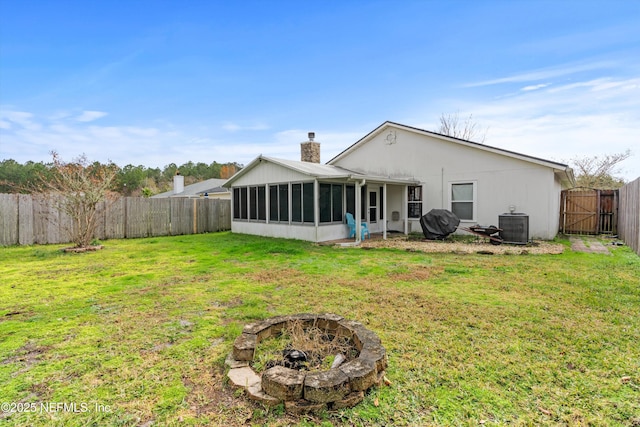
[407,185,423,219]
[448,181,477,222]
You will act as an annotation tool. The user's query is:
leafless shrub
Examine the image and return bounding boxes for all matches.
[36,151,118,248]
[438,111,488,143]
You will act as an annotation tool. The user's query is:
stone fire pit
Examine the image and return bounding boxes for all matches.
[225,313,387,413]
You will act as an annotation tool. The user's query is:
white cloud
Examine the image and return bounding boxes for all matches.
[221,121,269,132]
[0,110,41,130]
[221,122,241,132]
[2,79,638,182]
[458,76,640,180]
[463,61,615,87]
[521,83,549,91]
[75,110,108,122]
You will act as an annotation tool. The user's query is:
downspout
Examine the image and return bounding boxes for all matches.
[441,167,444,208]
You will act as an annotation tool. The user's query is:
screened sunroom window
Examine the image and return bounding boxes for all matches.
[319,183,343,223]
[269,184,289,222]
[291,182,315,224]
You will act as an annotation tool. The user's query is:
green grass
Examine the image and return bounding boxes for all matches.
[1,232,639,426]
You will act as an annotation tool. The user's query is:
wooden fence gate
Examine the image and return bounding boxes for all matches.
[560,189,618,234]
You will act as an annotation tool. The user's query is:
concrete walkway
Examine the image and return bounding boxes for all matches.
[569,236,611,254]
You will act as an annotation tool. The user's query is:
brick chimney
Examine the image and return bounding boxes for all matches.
[300,132,320,163]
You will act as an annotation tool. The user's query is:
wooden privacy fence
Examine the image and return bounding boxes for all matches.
[618,178,640,256]
[0,194,231,246]
[560,189,618,235]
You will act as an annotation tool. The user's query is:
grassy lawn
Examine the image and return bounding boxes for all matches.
[1,232,639,426]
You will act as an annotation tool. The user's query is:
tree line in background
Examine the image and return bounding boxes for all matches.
[0,158,243,196]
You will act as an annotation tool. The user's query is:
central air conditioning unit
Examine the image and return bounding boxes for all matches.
[499,213,529,245]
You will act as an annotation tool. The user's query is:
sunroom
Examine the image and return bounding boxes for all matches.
[223,155,419,243]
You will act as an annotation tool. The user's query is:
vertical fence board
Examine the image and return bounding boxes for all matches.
[208,199,219,232]
[220,199,231,232]
[18,194,34,245]
[150,198,171,237]
[196,199,207,234]
[105,198,126,239]
[32,195,53,244]
[94,201,106,241]
[126,198,150,238]
[0,194,18,246]
[619,178,640,256]
[171,198,191,235]
[57,206,75,245]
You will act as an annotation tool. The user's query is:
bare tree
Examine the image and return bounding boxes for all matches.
[438,112,488,143]
[37,152,118,248]
[571,150,632,189]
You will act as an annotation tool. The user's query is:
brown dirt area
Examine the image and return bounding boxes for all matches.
[357,235,565,255]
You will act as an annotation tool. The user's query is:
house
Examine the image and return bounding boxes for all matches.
[152,175,230,199]
[223,121,575,243]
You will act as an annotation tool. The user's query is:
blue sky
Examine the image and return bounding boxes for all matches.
[1,0,639,180]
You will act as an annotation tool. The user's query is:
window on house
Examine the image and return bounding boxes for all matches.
[269,185,278,220]
[408,186,422,218]
[279,184,289,221]
[234,186,264,221]
[319,183,343,223]
[249,187,257,220]
[291,183,302,222]
[319,184,331,223]
[379,186,384,220]
[291,182,314,223]
[232,187,249,220]
[451,182,475,221]
[247,186,266,221]
[269,184,290,222]
[257,186,266,220]
[303,182,314,223]
[361,186,367,221]
[233,188,241,219]
[346,185,355,217]
[332,184,343,222]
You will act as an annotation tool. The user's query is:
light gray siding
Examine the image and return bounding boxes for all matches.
[332,127,562,239]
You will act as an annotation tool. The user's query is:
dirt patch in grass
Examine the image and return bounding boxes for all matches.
[1,342,48,369]
[62,245,104,253]
[183,364,250,417]
[183,363,303,426]
[246,268,307,285]
[361,235,564,255]
[387,265,442,282]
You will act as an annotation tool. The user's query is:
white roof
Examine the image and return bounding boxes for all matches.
[224,155,419,187]
[328,121,575,187]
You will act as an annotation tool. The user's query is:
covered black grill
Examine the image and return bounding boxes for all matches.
[420,209,460,240]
